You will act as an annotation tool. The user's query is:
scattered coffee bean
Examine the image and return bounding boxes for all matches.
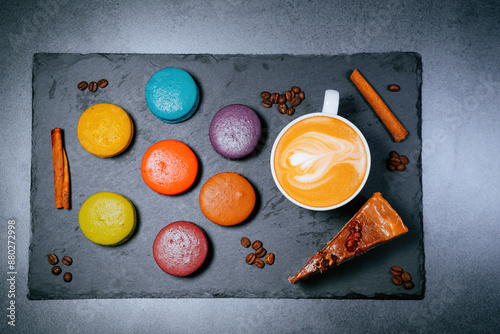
[241,237,251,248]
[260,86,306,116]
[389,158,401,167]
[271,92,279,104]
[401,272,412,282]
[51,266,62,276]
[62,256,73,266]
[47,253,58,265]
[390,266,415,289]
[88,81,98,92]
[254,258,265,268]
[246,253,256,265]
[278,103,287,114]
[255,247,267,258]
[387,151,409,172]
[391,265,403,276]
[388,84,400,92]
[252,240,262,250]
[403,281,415,290]
[290,96,301,107]
[392,275,403,285]
[63,272,72,282]
[262,99,272,108]
[396,164,406,171]
[389,151,400,159]
[77,81,88,91]
[265,253,275,265]
[261,91,271,99]
[97,79,108,88]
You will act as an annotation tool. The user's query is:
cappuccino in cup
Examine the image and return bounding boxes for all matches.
[271,90,370,210]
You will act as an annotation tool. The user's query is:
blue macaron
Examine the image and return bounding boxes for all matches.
[145,68,200,123]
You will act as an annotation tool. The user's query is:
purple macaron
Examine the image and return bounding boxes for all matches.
[209,104,261,159]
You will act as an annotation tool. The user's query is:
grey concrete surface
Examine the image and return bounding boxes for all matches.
[0,0,498,333]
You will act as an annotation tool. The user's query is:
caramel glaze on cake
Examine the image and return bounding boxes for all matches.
[289,192,408,283]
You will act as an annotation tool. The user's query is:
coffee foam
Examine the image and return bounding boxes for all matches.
[283,131,365,189]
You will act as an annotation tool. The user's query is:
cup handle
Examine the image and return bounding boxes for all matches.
[321,90,339,115]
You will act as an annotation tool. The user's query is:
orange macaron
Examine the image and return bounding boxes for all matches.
[141,140,198,195]
[199,172,256,226]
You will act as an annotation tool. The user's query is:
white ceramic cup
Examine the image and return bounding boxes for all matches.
[270,90,371,211]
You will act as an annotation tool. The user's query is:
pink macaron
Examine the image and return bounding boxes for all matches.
[153,221,209,277]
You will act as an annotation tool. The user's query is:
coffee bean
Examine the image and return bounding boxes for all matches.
[62,256,72,266]
[241,237,251,248]
[255,247,267,258]
[265,253,275,265]
[88,81,98,92]
[47,253,58,265]
[396,164,406,171]
[292,86,301,94]
[63,272,72,282]
[298,91,305,100]
[271,92,279,104]
[97,79,108,88]
[261,91,271,99]
[290,97,301,107]
[245,253,256,265]
[51,266,62,276]
[387,164,396,172]
[392,275,403,285]
[286,107,295,116]
[389,151,400,159]
[388,84,400,92]
[262,99,272,108]
[278,103,287,114]
[278,94,286,104]
[403,281,415,290]
[252,240,262,250]
[401,272,412,282]
[391,266,403,276]
[400,155,409,165]
[286,90,294,101]
[254,258,265,268]
[77,81,88,91]
[389,158,401,167]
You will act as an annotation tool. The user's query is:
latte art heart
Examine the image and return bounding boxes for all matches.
[284,132,364,189]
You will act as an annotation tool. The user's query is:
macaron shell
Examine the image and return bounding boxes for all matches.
[145,67,199,123]
[153,221,208,276]
[209,104,261,159]
[141,140,198,195]
[77,103,134,158]
[79,192,137,246]
[199,172,256,226]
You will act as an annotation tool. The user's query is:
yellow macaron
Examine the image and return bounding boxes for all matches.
[79,191,137,246]
[77,103,134,158]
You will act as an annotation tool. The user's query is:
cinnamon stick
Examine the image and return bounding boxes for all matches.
[51,128,70,209]
[350,69,408,142]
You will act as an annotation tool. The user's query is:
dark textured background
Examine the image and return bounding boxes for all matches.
[1,0,499,332]
[29,52,422,299]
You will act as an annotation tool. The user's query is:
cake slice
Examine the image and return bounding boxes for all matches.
[288,192,408,283]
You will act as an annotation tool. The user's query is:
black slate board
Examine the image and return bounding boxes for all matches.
[29,53,424,299]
